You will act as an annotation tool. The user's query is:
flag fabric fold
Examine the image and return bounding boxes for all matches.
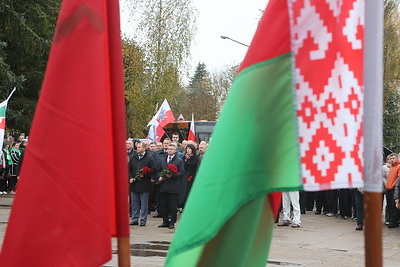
[0,0,129,266]
[167,0,365,266]
[187,113,196,142]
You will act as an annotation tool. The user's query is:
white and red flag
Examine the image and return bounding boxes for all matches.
[147,99,175,142]
[188,113,196,142]
[0,88,16,145]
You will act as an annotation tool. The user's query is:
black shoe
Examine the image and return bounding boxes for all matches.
[301,210,306,214]
[168,223,175,229]
[130,221,138,225]
[388,224,398,228]
[158,222,169,228]
[314,211,321,215]
[153,214,162,218]
[355,224,363,231]
[140,221,146,227]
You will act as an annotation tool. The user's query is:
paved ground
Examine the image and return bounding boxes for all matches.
[0,195,399,266]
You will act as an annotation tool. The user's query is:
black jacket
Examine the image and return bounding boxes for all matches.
[183,154,199,181]
[158,155,184,194]
[128,152,156,193]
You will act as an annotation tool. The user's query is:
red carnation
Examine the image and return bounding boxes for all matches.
[133,167,152,182]
[167,164,178,174]
[142,166,152,176]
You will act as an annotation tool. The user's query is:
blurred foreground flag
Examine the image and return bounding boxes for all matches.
[166,0,367,266]
[0,0,129,266]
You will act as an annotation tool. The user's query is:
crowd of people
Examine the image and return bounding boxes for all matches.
[8,130,399,233]
[0,133,27,195]
[278,152,400,231]
[126,133,207,229]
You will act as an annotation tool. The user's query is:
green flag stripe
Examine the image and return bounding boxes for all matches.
[166,53,302,264]
[168,196,275,266]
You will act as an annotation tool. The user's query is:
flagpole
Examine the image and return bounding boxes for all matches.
[363,1,383,267]
[6,87,16,101]
[117,237,131,267]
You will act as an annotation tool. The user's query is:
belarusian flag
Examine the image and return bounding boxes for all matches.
[166,0,365,266]
[0,88,16,145]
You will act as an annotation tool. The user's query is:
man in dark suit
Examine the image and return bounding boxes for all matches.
[157,144,184,229]
[151,138,171,218]
[126,139,135,160]
[128,142,156,226]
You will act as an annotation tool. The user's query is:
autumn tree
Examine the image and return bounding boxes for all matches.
[126,0,197,116]
[122,38,151,137]
[211,64,238,112]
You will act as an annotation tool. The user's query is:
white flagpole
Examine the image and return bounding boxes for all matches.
[6,87,16,102]
[363,1,383,266]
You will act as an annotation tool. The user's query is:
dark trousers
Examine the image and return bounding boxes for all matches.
[0,178,6,192]
[386,189,399,226]
[327,189,338,213]
[305,191,315,211]
[148,183,158,212]
[315,190,327,213]
[159,192,178,224]
[338,189,352,217]
[9,175,17,191]
[354,190,364,225]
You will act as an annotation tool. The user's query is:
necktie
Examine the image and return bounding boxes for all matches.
[139,154,143,160]
[168,156,172,163]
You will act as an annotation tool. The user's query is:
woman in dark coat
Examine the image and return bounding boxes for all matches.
[179,144,199,208]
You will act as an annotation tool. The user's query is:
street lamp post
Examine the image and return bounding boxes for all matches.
[220,36,249,47]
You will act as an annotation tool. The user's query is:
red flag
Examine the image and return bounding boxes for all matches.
[0,0,129,266]
[188,113,196,142]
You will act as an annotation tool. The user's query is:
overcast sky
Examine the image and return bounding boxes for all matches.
[120,0,269,75]
[189,0,268,73]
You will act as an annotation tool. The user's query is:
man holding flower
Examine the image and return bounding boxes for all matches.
[128,142,156,226]
[158,144,184,229]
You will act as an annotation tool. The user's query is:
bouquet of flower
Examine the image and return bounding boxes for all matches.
[156,164,178,184]
[133,166,152,182]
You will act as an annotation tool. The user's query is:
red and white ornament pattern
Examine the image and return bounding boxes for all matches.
[289,0,364,190]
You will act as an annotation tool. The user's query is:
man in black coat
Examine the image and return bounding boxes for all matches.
[128,142,156,226]
[158,144,184,229]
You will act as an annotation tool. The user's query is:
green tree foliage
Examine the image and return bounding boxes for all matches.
[383,0,400,152]
[122,38,152,137]
[0,0,61,134]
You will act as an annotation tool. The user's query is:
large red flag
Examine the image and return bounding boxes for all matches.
[0,0,129,266]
